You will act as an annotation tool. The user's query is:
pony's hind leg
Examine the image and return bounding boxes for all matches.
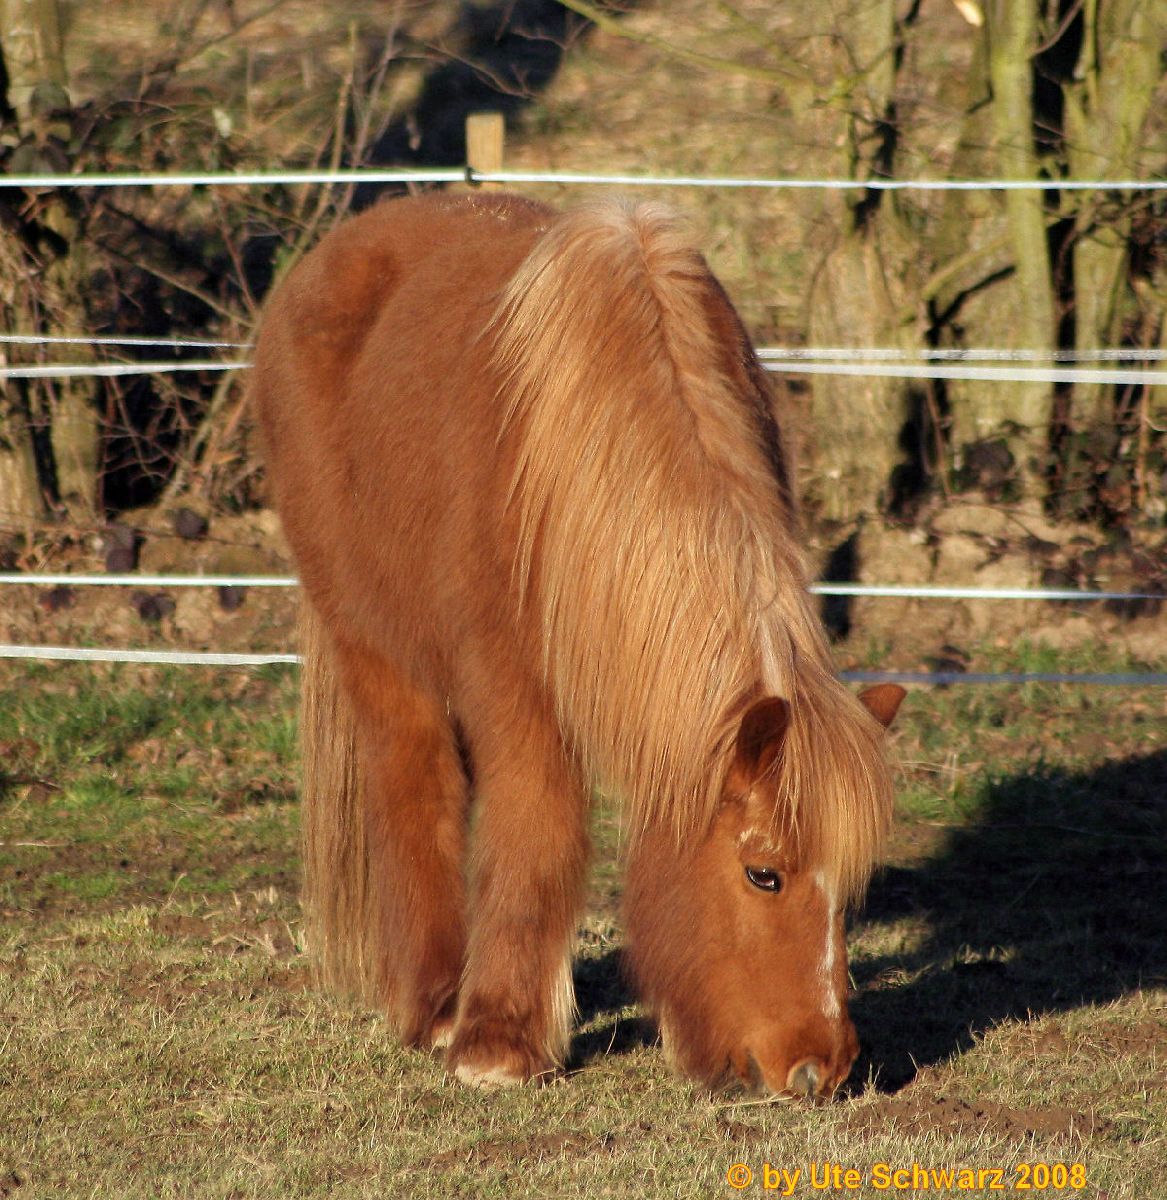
[334,639,469,1049]
[448,693,589,1087]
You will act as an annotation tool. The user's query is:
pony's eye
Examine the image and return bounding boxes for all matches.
[745,866,782,893]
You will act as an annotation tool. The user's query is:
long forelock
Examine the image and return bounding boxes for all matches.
[762,643,895,906]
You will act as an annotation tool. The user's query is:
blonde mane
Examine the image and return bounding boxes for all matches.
[491,201,893,902]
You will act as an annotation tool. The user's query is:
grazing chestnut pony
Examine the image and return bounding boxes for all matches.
[253,191,903,1097]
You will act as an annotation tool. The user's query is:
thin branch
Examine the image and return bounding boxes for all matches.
[97,240,243,328]
[293,22,356,263]
[1032,0,1085,60]
[919,232,1013,306]
[553,0,807,84]
[130,0,291,102]
[210,193,260,320]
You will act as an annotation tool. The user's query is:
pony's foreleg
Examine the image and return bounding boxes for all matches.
[336,642,469,1050]
[448,702,589,1086]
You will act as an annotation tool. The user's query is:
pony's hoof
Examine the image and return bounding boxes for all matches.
[452,1060,529,1089]
[447,1018,556,1088]
[429,1014,456,1051]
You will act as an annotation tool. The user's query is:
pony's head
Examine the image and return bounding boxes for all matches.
[624,683,904,1099]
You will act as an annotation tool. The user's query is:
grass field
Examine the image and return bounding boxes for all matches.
[1,647,1164,1198]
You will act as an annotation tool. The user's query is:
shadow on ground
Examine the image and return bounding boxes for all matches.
[570,948,656,1068]
[850,747,1167,1092]
[352,0,623,209]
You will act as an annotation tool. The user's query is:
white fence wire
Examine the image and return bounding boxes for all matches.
[4,355,1166,386]
[6,336,1167,360]
[0,334,251,349]
[1,167,1165,191]
[0,643,1161,685]
[0,644,298,667]
[0,576,1162,682]
[0,574,1162,603]
[0,360,245,380]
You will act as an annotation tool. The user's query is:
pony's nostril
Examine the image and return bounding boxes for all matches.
[786,1059,822,1099]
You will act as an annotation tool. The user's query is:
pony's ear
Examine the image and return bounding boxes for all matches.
[730,696,790,787]
[859,683,906,729]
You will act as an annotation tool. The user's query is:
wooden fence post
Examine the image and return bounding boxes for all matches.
[465,112,505,189]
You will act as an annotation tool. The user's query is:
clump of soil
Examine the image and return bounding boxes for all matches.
[848,1088,1108,1141]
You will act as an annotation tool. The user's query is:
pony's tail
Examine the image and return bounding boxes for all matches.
[298,602,377,1004]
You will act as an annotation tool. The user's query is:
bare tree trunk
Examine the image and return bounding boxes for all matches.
[928,29,1019,465]
[805,0,916,522]
[928,1,1163,509]
[807,215,917,520]
[0,163,45,524]
[0,9,51,526]
[1064,0,1162,431]
[1,0,101,519]
[982,0,1056,496]
[0,373,45,532]
[40,208,101,514]
[0,0,68,123]
[1148,299,1167,520]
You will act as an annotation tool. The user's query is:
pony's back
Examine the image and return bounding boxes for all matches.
[253,192,554,680]
[255,191,794,731]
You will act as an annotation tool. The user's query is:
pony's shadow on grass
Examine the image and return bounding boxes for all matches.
[849,748,1167,1094]
[569,948,658,1068]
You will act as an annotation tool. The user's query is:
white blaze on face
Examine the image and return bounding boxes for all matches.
[814,870,841,1021]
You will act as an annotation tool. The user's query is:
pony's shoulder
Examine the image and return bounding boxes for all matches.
[259,192,551,355]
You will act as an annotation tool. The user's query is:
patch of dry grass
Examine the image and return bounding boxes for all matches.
[1,653,1164,1196]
